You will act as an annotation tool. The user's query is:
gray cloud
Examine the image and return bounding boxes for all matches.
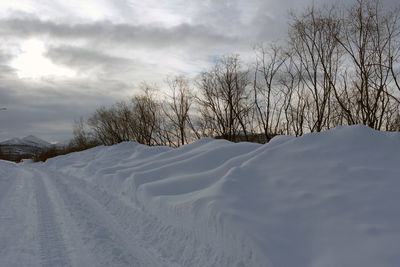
[1,0,399,142]
[0,17,240,50]
[45,45,135,74]
[0,76,134,142]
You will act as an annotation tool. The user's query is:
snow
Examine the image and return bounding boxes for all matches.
[22,135,51,147]
[0,137,24,145]
[1,135,51,147]
[0,125,399,266]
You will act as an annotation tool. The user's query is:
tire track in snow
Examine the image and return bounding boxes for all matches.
[55,173,182,267]
[0,172,41,266]
[0,176,19,252]
[48,170,166,267]
[0,169,17,206]
[33,172,72,267]
[49,171,222,267]
[55,173,261,267]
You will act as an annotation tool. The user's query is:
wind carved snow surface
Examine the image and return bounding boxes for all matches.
[0,125,399,266]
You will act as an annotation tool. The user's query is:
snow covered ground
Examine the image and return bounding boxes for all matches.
[0,125,399,267]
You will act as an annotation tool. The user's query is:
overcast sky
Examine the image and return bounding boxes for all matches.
[0,0,398,142]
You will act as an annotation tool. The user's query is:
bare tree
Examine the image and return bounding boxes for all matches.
[75,0,399,150]
[88,105,123,145]
[132,83,169,146]
[72,117,92,147]
[87,85,170,147]
[289,5,342,132]
[279,53,309,136]
[164,75,194,146]
[197,55,253,141]
[334,0,400,129]
[254,44,287,141]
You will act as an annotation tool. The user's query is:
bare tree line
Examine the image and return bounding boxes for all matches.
[75,0,400,147]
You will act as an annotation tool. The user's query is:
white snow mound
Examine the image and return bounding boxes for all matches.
[43,125,400,267]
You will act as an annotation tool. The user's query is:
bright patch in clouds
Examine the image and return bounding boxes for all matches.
[0,0,36,16]
[11,39,76,79]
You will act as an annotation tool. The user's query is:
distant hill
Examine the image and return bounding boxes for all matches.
[0,135,52,161]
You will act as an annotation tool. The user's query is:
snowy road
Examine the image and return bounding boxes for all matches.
[1,126,400,267]
[0,165,174,267]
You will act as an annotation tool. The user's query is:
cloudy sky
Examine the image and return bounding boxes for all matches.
[0,0,398,142]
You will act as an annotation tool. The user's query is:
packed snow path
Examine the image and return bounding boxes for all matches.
[0,165,172,266]
[1,125,400,267]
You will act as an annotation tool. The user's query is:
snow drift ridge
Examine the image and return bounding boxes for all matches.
[42,125,400,267]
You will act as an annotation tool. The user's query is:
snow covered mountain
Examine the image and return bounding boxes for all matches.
[0,135,51,160]
[0,135,51,147]
[21,135,52,147]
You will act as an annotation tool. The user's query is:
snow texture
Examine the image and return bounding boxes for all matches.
[0,125,399,267]
[1,135,51,147]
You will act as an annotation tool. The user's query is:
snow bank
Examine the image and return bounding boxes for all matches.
[45,125,400,267]
[0,159,17,177]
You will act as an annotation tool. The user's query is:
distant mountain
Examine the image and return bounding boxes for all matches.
[1,135,51,147]
[0,135,52,161]
[22,135,52,147]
